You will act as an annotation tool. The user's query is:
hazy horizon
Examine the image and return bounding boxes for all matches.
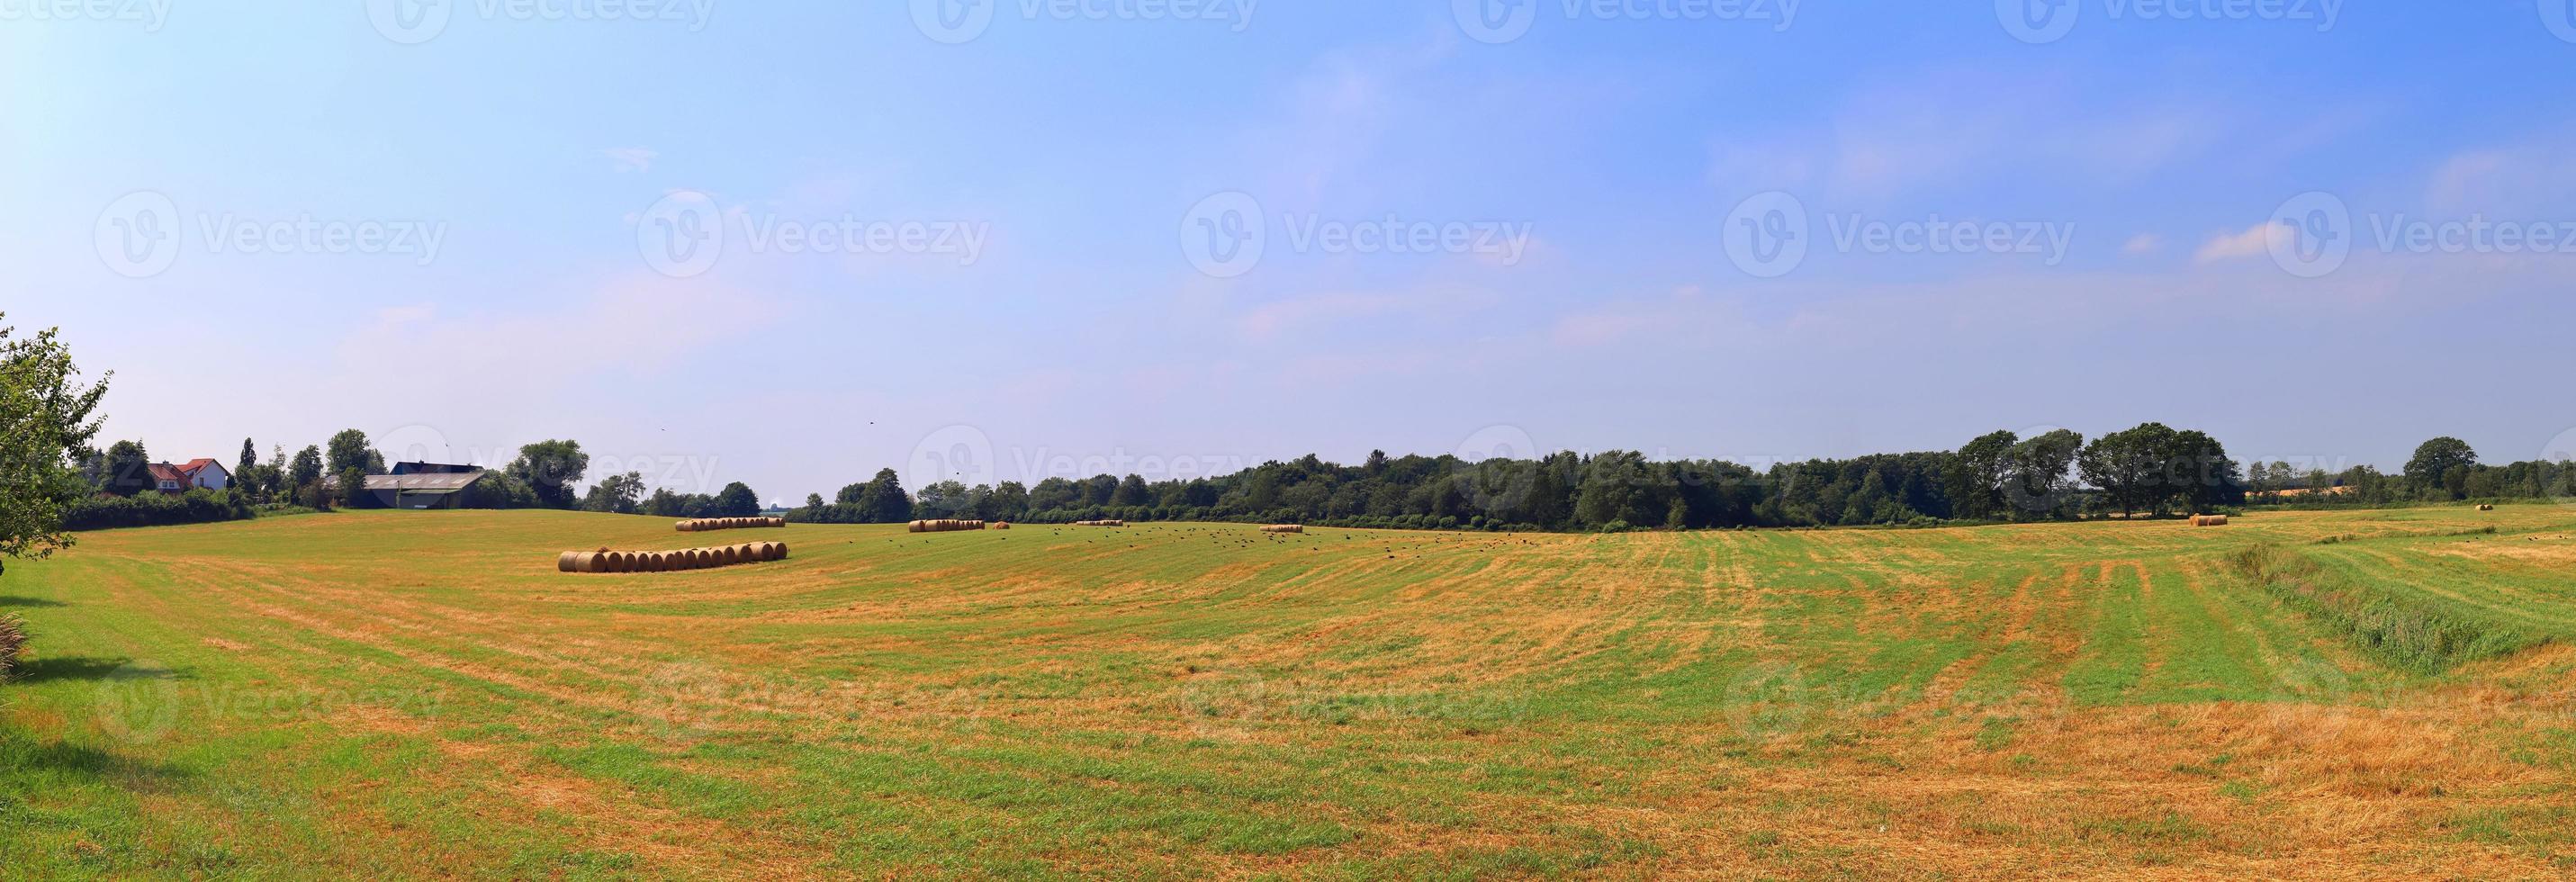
[11,2,2576,504]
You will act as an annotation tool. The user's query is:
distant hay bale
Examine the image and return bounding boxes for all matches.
[675,520,697,532]
[908,520,927,533]
[992,522,1011,530]
[2477,504,2497,511]
[557,551,583,572]
[2192,514,2229,526]
[1261,525,1304,534]
[773,542,789,561]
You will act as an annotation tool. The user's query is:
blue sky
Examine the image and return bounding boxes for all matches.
[7,1,2576,503]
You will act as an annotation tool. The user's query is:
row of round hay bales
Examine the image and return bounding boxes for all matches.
[557,542,788,573]
[1073,519,1126,527]
[1260,525,1304,534]
[2191,514,2229,526]
[907,518,986,533]
[676,517,786,532]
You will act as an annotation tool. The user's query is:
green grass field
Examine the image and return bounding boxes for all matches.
[4,507,2574,878]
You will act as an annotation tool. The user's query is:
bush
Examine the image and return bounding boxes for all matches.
[63,488,256,530]
[0,613,23,681]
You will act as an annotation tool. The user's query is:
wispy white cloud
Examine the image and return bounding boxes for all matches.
[603,147,657,173]
[2193,224,2271,263]
[2122,234,2164,255]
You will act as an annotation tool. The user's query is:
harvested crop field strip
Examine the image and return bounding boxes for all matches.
[5,508,2575,877]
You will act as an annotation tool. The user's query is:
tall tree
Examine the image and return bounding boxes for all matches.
[289,446,324,489]
[2080,424,2176,518]
[914,480,972,518]
[0,316,111,572]
[2004,429,2085,518]
[2163,429,2241,514]
[582,472,646,514]
[506,439,590,508]
[2405,437,2478,497]
[712,482,761,518]
[855,468,913,523]
[237,437,258,479]
[99,439,153,496]
[325,428,375,476]
[1110,473,1151,507]
[1945,430,2018,520]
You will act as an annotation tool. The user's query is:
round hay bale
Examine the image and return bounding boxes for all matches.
[908,520,927,533]
[567,552,602,573]
[557,551,582,572]
[1262,525,1303,534]
[993,522,1011,530]
[675,520,695,532]
[758,541,782,562]
[2477,504,2496,511]
[773,542,789,561]
[676,548,702,570]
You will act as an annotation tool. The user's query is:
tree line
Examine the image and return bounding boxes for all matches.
[786,427,2574,532]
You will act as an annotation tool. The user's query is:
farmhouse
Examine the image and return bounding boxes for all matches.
[146,459,230,492]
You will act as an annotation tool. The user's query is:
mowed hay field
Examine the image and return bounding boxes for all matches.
[5,508,2576,878]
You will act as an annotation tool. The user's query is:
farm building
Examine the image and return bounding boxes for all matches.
[347,462,489,509]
